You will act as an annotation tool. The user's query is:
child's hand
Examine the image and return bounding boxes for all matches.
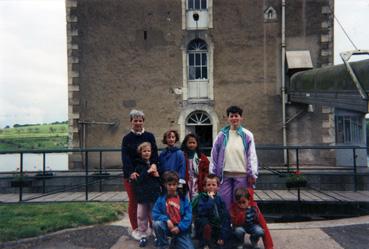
[208,192,215,198]
[217,239,224,246]
[170,226,180,235]
[152,171,159,177]
[167,220,175,230]
[130,172,139,180]
[149,164,157,172]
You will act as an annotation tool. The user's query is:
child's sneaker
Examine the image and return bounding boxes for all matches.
[236,245,244,249]
[139,237,147,247]
[145,227,152,237]
[131,229,142,241]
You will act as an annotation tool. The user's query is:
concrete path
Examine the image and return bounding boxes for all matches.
[2,215,369,249]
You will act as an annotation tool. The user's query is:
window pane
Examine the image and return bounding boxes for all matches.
[202,67,207,79]
[189,54,194,66]
[195,53,201,66]
[201,0,207,9]
[344,119,351,143]
[195,0,200,9]
[188,0,193,9]
[202,53,207,65]
[336,117,344,143]
[189,66,195,80]
[196,67,201,79]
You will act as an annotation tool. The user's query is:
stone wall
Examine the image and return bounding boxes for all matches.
[66,0,334,168]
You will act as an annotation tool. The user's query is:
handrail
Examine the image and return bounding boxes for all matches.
[1,144,367,202]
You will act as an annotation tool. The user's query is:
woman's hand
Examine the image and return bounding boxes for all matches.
[130,172,139,180]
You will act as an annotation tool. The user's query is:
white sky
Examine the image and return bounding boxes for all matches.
[0,0,368,128]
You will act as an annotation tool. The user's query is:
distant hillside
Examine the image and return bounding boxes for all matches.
[0,122,68,150]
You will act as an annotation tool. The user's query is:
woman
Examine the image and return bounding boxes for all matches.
[210,105,258,210]
[121,109,158,240]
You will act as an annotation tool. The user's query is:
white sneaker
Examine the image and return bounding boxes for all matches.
[236,245,244,249]
[131,229,142,241]
[145,227,152,237]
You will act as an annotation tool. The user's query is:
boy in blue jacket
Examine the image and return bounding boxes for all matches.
[192,174,231,249]
[152,171,194,249]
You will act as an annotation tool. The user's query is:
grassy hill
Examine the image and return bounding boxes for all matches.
[0,123,68,150]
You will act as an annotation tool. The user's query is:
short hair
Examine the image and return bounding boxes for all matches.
[234,187,250,201]
[162,171,179,184]
[162,129,180,144]
[137,142,151,154]
[129,109,145,121]
[226,105,243,116]
[205,174,220,186]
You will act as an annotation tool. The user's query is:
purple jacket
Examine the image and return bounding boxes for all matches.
[210,126,258,182]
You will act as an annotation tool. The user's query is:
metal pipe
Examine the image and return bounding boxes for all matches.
[281,0,287,164]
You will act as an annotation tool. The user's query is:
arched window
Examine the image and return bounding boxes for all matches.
[186,111,211,125]
[187,39,208,81]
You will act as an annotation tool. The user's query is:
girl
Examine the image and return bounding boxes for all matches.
[132,142,161,247]
[159,130,186,187]
[181,133,209,200]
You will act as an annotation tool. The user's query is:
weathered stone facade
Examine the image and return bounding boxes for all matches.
[66,0,335,169]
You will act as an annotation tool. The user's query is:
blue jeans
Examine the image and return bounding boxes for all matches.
[234,225,264,245]
[153,220,194,249]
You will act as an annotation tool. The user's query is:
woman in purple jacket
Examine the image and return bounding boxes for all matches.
[210,105,258,210]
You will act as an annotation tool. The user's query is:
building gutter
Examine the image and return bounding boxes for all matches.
[281,0,287,164]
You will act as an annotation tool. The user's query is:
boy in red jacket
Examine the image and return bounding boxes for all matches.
[230,188,273,249]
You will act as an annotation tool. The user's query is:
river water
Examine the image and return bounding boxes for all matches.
[0,153,68,172]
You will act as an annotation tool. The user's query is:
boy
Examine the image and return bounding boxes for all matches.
[192,174,231,249]
[230,188,273,249]
[152,171,194,249]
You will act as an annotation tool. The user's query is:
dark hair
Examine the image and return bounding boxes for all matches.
[226,105,243,116]
[181,133,202,155]
[162,129,180,144]
[234,187,250,201]
[205,174,220,186]
[162,171,179,184]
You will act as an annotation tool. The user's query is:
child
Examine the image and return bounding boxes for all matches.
[159,130,186,188]
[152,171,194,249]
[192,174,231,249]
[181,133,210,200]
[230,188,273,249]
[132,142,161,247]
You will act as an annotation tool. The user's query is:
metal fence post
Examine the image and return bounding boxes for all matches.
[19,152,23,202]
[42,152,46,193]
[85,151,89,201]
[99,151,103,192]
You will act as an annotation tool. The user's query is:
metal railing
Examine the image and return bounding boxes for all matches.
[1,145,368,202]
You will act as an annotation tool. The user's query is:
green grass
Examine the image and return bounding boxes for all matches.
[0,202,126,242]
[0,123,68,150]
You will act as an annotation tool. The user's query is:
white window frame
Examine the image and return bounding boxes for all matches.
[187,0,208,10]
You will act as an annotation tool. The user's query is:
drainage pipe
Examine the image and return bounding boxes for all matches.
[281,0,287,164]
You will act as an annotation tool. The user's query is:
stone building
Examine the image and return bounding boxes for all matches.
[65,0,366,169]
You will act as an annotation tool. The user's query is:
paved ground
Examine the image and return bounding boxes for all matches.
[1,215,369,249]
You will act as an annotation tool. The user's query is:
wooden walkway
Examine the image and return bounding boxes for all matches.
[1,190,369,203]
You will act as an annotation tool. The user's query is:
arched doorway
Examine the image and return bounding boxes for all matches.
[186,111,212,155]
